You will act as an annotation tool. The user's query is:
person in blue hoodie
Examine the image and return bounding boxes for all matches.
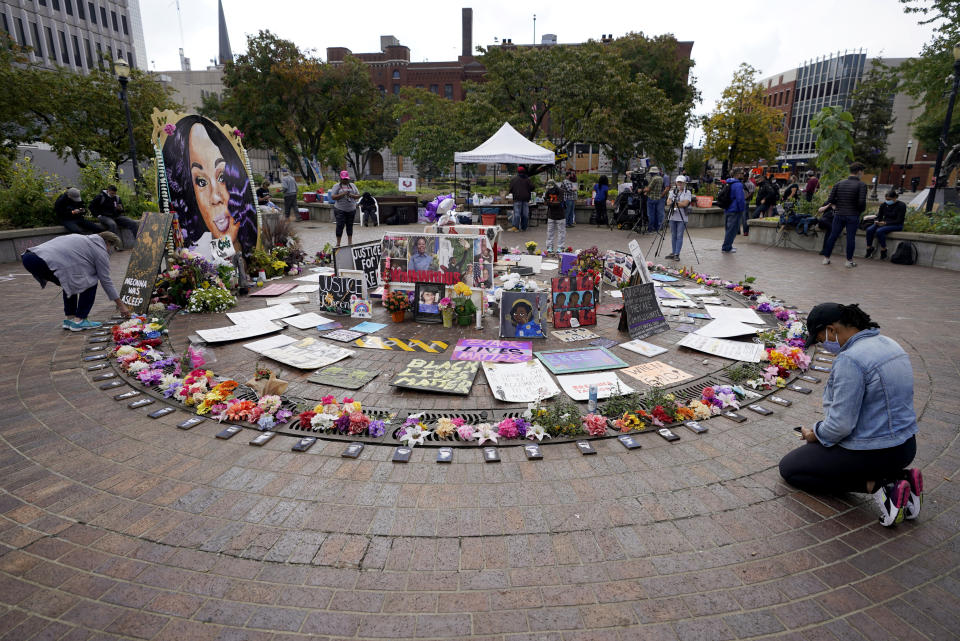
[720,169,746,253]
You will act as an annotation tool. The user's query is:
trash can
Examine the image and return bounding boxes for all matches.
[298,208,310,221]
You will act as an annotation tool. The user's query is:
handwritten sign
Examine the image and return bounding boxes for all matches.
[622,283,670,340]
[452,339,532,363]
[118,212,173,314]
[319,274,363,315]
[481,360,560,402]
[260,337,355,369]
[196,320,283,343]
[390,358,479,395]
[353,337,449,352]
[620,361,694,387]
[227,303,300,325]
[677,333,765,362]
[249,283,297,297]
[535,347,628,375]
[556,372,635,401]
[308,364,379,390]
[551,328,599,342]
[335,241,382,290]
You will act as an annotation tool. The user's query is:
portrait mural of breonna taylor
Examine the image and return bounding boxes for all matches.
[153,111,259,257]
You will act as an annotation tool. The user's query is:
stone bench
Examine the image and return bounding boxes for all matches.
[746,219,960,271]
[0,224,139,263]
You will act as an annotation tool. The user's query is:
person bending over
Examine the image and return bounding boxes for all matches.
[779,303,922,527]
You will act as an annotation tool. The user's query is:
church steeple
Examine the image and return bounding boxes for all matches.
[217,0,233,66]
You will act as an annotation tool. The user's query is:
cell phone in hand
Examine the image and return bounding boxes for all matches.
[793,426,803,433]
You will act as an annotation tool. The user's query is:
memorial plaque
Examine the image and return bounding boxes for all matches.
[93,372,116,381]
[118,211,174,314]
[83,354,107,362]
[392,446,412,462]
[100,380,124,390]
[85,345,106,352]
[769,396,793,407]
[87,363,108,371]
[178,417,205,429]
[788,385,813,394]
[618,434,642,449]
[91,330,111,336]
[721,411,747,422]
[747,404,773,416]
[812,365,831,372]
[523,443,543,460]
[815,356,834,363]
[88,336,110,343]
[576,440,597,455]
[621,283,669,340]
[216,425,242,439]
[292,436,317,452]
[798,374,821,383]
[308,364,379,390]
[391,358,479,395]
[684,421,708,434]
[128,398,154,409]
[658,428,680,442]
[437,447,453,463]
[342,442,364,458]
[483,447,500,462]
[114,390,140,400]
[249,431,275,446]
[148,407,175,418]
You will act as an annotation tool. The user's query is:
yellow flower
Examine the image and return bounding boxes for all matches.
[452,282,472,297]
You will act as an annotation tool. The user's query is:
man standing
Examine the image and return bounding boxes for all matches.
[561,170,578,228]
[720,169,747,254]
[804,170,820,202]
[741,173,756,235]
[54,188,102,234]
[508,166,534,232]
[90,185,138,241]
[280,169,298,220]
[820,162,868,268]
[644,167,665,233]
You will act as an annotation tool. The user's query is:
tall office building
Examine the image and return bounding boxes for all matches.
[0,0,146,72]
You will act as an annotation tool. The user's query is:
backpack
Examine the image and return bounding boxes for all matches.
[890,241,918,265]
[716,182,733,209]
[545,187,561,204]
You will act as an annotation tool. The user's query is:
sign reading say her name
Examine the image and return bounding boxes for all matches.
[481,360,560,402]
[335,241,382,290]
[621,283,670,340]
[118,212,174,314]
[318,274,363,315]
[390,358,480,395]
[452,339,532,363]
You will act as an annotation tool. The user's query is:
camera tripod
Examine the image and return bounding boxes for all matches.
[648,189,700,264]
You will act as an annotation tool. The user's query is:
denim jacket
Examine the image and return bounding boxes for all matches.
[814,329,918,450]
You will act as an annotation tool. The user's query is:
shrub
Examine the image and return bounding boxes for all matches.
[904,205,960,236]
[0,158,60,229]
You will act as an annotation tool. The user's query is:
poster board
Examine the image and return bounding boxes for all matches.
[626,239,652,284]
[551,276,597,328]
[379,232,491,288]
[556,372,635,401]
[334,241,382,290]
[227,303,300,325]
[621,283,670,340]
[482,360,560,402]
[619,362,694,387]
[677,333,765,362]
[118,211,174,314]
[499,292,548,338]
[260,337,355,369]
[390,358,479,395]
[196,320,283,343]
[308,364,379,389]
[535,346,629,374]
[318,274,364,315]
[602,250,635,286]
[452,339,532,363]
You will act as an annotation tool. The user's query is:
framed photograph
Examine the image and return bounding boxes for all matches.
[414,283,445,323]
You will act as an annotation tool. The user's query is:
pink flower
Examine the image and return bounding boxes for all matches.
[456,424,475,441]
[320,395,336,405]
[232,128,244,138]
[496,418,518,439]
[163,123,175,136]
[583,414,607,436]
[451,417,465,427]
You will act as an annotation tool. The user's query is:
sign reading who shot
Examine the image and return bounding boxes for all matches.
[118,212,174,315]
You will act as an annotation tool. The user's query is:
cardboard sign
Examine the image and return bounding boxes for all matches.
[319,274,363,315]
[350,299,373,319]
[482,360,561,402]
[500,292,548,338]
[551,276,597,328]
[196,320,283,343]
[535,346,629,374]
[227,303,301,325]
[353,337,448,353]
[266,295,310,306]
[620,362,693,387]
[621,283,670,340]
[259,337,354,369]
[551,328,599,342]
[118,211,174,314]
[677,333,765,362]
[453,339,532,363]
[335,241,382,290]
[618,339,668,357]
[283,312,335,330]
[627,239,653,283]
[557,372,635,401]
[242,334,298,354]
[249,283,297,297]
[308,364,379,390]
[390,358,479,395]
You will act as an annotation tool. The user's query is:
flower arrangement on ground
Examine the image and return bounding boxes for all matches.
[451,281,476,322]
[383,290,411,314]
[152,248,234,310]
[296,396,382,436]
[525,240,538,255]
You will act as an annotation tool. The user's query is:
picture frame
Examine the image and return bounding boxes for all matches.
[414,283,445,324]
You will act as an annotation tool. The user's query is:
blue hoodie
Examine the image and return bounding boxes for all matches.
[724,178,746,214]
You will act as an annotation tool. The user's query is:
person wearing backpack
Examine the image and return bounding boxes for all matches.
[543,180,566,254]
[864,190,906,260]
[720,169,746,254]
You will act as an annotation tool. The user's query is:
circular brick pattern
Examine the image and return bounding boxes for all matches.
[2,223,958,640]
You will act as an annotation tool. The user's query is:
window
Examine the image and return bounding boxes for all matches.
[126,51,132,68]
[52,0,61,10]
[40,0,48,6]
[444,84,453,99]
[95,40,102,68]
[15,18,26,48]
[45,26,55,60]
[429,84,438,94]
[84,37,92,67]
[77,1,84,19]
[392,69,399,79]
[1,14,8,35]
[88,2,95,24]
[59,30,68,63]
[31,22,43,57]
[111,10,117,31]
[72,34,80,65]
[100,6,107,26]
[65,0,73,16]
[121,14,127,35]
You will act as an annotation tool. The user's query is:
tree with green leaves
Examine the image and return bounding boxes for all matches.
[898,0,960,151]
[702,64,785,173]
[344,93,399,178]
[848,60,898,172]
[392,88,475,179]
[811,106,855,188]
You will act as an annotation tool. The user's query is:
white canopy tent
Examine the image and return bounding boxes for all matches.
[453,122,556,200]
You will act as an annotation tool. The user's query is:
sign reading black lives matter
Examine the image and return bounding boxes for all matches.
[620,283,670,340]
[118,212,174,314]
[318,274,363,316]
[335,241,382,290]
[390,358,480,395]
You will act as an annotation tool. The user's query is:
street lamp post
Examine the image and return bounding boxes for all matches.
[926,44,960,213]
[114,60,140,191]
[900,139,913,193]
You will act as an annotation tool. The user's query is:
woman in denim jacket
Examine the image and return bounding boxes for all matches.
[779,303,922,527]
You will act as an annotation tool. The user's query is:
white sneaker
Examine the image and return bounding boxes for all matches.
[822,257,830,265]
[873,480,910,527]
[845,260,857,268]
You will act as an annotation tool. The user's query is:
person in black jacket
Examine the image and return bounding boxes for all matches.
[90,185,139,239]
[820,162,868,268]
[865,190,907,260]
[744,174,778,234]
[54,188,103,234]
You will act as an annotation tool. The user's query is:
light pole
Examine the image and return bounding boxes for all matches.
[114,59,140,192]
[926,44,960,213]
[900,139,912,193]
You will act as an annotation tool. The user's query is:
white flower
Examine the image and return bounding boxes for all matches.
[311,413,336,431]
[115,345,137,356]
[399,424,431,447]
[159,373,180,388]
[716,391,739,408]
[127,361,149,374]
[526,424,550,441]
[473,423,498,445]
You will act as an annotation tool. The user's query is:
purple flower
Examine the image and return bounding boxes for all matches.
[257,415,275,431]
[137,368,163,386]
[756,302,773,313]
[163,123,176,136]
[514,417,529,438]
[775,310,790,322]
[166,304,181,311]
[334,414,351,433]
[275,409,293,423]
[368,420,386,437]
[162,381,181,398]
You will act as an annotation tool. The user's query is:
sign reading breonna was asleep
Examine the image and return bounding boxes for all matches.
[118,212,174,314]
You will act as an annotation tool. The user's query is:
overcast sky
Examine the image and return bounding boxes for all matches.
[142,0,933,145]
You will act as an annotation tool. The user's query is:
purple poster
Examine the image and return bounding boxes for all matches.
[452,339,532,363]
[535,346,629,374]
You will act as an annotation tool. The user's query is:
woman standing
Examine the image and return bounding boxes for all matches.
[779,303,922,527]
[591,175,610,227]
[331,170,359,247]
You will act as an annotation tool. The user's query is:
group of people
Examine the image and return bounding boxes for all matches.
[54,185,140,240]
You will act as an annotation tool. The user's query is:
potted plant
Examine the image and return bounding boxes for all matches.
[383,290,410,322]
[525,240,539,255]
[451,282,476,326]
[438,297,455,328]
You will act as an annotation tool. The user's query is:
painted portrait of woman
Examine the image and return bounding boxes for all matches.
[162,115,258,256]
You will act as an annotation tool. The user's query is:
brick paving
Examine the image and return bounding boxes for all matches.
[1,220,958,640]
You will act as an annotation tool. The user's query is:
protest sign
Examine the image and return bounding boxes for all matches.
[677,333,765,362]
[118,212,173,314]
[319,274,363,315]
[196,320,283,343]
[335,241,382,290]
[481,360,560,402]
[308,364,379,389]
[556,372,635,401]
[452,339,532,363]
[391,358,479,395]
[260,337,354,369]
[621,283,670,340]
[620,361,694,387]
[536,346,628,374]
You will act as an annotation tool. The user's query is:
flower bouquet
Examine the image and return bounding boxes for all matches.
[246,362,288,397]
[384,290,411,322]
[451,281,476,326]
[438,297,455,327]
[525,240,539,255]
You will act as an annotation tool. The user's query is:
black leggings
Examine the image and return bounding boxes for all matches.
[593,201,608,226]
[22,251,98,319]
[334,210,356,239]
[779,435,916,494]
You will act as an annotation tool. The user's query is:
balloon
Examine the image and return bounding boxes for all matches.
[424,193,454,222]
